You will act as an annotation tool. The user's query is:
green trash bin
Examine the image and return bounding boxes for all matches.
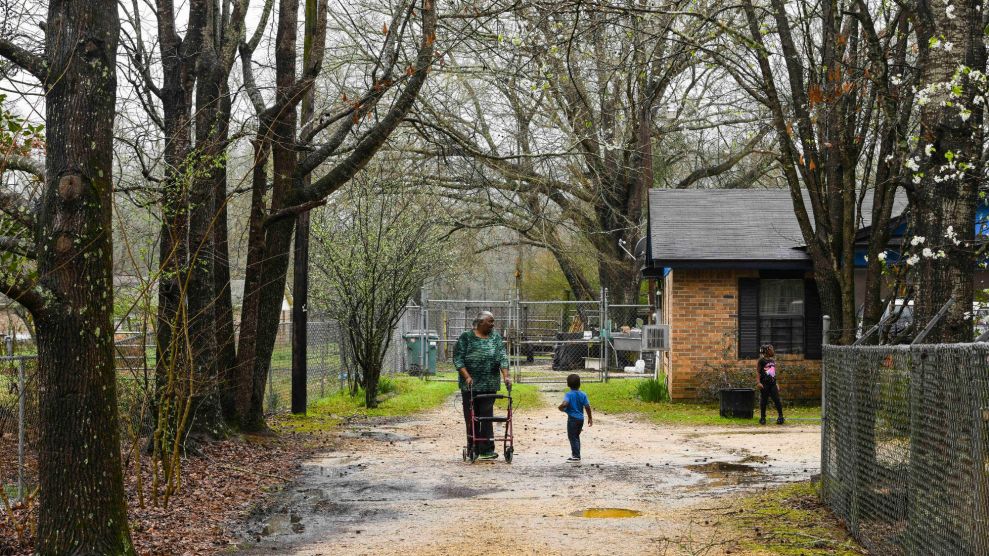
[403,330,438,375]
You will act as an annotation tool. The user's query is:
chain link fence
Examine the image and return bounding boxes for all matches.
[394,293,660,384]
[0,353,37,505]
[822,343,989,556]
[264,320,347,413]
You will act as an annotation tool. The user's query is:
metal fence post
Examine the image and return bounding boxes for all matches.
[603,288,610,383]
[820,315,830,502]
[17,357,24,502]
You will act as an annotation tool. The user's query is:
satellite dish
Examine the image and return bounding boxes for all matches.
[634,237,648,259]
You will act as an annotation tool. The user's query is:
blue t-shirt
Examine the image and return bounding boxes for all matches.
[563,390,589,420]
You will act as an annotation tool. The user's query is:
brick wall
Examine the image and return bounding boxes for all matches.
[667,269,822,401]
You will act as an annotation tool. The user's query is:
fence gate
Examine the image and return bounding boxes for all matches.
[413,291,657,385]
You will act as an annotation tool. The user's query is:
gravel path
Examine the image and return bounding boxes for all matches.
[239,388,820,555]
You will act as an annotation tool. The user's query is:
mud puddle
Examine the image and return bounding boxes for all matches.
[576,508,643,518]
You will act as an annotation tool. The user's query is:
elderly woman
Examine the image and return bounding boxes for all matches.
[454,311,511,460]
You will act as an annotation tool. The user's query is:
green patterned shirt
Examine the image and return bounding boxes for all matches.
[453,330,509,393]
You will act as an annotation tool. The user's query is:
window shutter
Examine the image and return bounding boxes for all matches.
[804,279,823,360]
[738,278,760,359]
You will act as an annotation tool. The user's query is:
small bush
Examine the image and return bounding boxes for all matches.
[377,376,397,395]
[636,377,669,403]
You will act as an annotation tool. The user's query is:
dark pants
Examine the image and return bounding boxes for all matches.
[462,391,496,454]
[567,416,584,458]
[760,381,783,421]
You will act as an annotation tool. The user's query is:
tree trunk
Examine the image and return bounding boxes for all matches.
[909,0,984,343]
[233,0,300,431]
[35,0,134,551]
[231,139,271,430]
[182,39,229,439]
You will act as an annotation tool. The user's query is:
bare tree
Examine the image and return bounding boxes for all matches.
[232,0,439,430]
[0,0,135,551]
[311,173,459,407]
[411,0,771,302]
[731,0,916,343]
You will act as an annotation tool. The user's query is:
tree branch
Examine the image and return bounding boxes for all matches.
[0,38,47,81]
[0,236,36,258]
[674,127,770,189]
[0,271,48,316]
[1,154,45,178]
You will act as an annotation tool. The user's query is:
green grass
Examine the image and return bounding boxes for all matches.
[431,371,544,411]
[732,482,864,555]
[312,375,459,417]
[273,374,546,434]
[581,380,820,426]
[501,383,543,411]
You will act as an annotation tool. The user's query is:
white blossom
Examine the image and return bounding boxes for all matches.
[910,236,926,246]
[907,254,920,266]
[923,247,934,258]
[905,157,921,171]
[925,144,936,156]
[946,3,957,18]
[877,252,888,262]
[937,250,947,259]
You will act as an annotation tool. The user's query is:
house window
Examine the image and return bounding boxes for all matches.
[759,279,804,355]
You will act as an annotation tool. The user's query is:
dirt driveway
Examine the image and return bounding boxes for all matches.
[240,388,820,555]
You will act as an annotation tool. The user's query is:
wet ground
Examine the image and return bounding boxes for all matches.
[237,388,820,555]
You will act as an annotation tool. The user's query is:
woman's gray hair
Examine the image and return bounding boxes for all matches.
[472,310,495,328]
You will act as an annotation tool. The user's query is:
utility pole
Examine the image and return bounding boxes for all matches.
[291,0,319,415]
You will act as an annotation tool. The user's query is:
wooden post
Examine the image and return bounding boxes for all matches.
[291,0,319,415]
[291,211,309,415]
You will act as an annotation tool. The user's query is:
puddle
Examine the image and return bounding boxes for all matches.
[342,430,414,442]
[577,508,642,518]
[687,461,759,474]
[433,484,499,499]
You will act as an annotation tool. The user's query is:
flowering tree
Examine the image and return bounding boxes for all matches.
[900,0,985,342]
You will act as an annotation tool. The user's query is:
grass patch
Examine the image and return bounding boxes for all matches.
[636,377,669,402]
[274,375,459,433]
[581,380,820,426]
[272,375,543,434]
[312,375,459,418]
[430,372,545,411]
[730,481,863,555]
[501,383,543,411]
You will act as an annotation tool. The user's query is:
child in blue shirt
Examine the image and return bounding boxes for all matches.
[558,373,593,462]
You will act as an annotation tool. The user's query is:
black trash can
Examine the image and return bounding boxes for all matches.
[719,388,755,419]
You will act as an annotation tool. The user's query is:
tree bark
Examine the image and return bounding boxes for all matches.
[34,0,135,551]
[908,0,984,343]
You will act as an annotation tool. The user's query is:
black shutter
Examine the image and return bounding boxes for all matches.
[804,279,823,360]
[738,278,760,359]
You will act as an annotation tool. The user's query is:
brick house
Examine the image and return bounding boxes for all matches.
[642,189,909,401]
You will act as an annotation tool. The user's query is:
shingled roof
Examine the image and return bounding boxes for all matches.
[645,189,908,271]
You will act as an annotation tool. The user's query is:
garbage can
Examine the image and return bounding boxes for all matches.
[403,330,438,375]
[719,388,755,419]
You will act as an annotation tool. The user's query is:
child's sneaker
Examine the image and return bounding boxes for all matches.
[776,417,785,425]
[759,418,766,425]
[566,456,580,463]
